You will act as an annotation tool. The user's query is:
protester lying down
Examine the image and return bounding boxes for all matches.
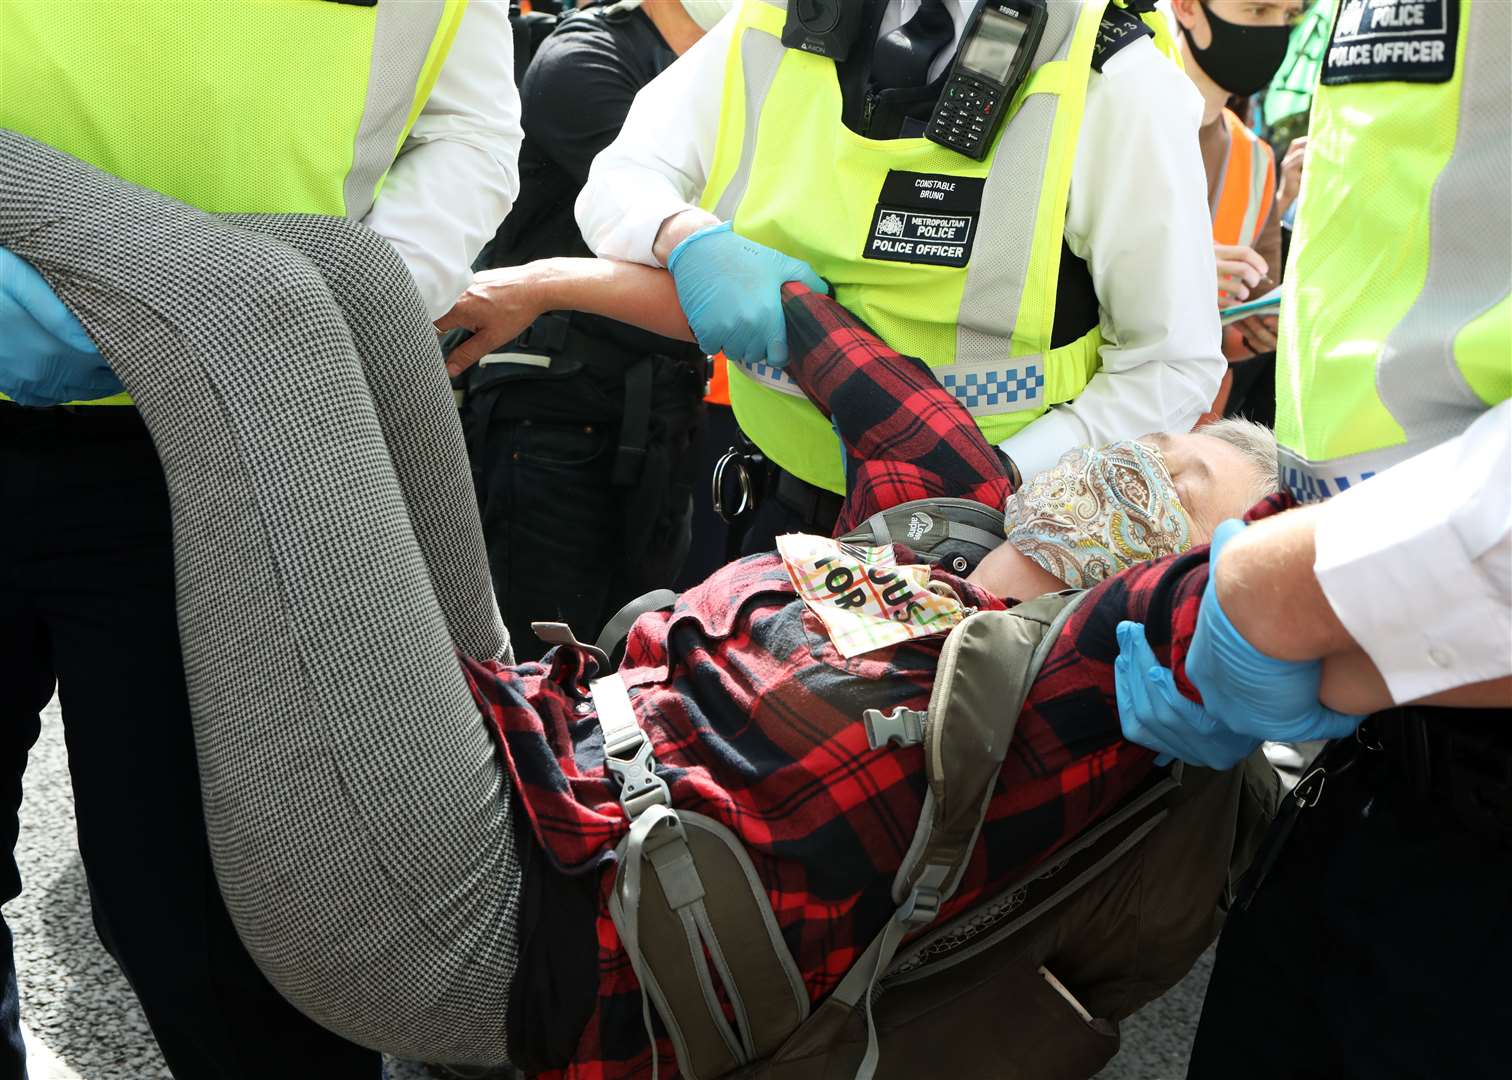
[5,137,1281,1080]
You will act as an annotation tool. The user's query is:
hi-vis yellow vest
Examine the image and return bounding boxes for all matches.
[1275,0,1510,501]
[0,0,467,406]
[706,0,1174,494]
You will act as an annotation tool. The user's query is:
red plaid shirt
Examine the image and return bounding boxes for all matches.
[461,494,1292,1077]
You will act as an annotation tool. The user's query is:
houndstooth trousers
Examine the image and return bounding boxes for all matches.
[0,130,523,1068]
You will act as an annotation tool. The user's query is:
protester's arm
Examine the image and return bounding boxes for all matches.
[575,15,733,266]
[362,0,524,319]
[999,41,1224,482]
[437,257,691,374]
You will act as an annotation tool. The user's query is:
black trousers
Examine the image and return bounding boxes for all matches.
[0,405,379,1080]
[1188,753,1511,1079]
[462,362,702,663]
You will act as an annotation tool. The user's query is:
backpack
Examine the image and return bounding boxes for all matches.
[574,522,1279,1080]
[838,497,1006,578]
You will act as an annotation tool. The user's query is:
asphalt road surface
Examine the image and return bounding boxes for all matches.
[11,696,1211,1080]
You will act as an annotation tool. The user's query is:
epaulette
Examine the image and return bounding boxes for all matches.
[1092,3,1156,73]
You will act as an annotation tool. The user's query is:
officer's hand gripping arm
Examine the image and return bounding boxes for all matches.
[1117,519,1363,767]
[665,221,828,368]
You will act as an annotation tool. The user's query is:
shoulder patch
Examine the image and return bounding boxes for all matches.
[1093,6,1154,73]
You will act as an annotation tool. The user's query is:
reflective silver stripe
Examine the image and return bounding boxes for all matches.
[1377,0,1512,449]
[342,0,449,219]
[1239,135,1270,247]
[735,354,1047,418]
[713,19,786,221]
[955,0,1086,367]
[1277,440,1427,504]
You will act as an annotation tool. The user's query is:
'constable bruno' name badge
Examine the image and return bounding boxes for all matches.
[864,170,985,269]
[1321,0,1457,85]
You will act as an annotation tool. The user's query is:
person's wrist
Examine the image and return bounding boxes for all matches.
[527,257,570,316]
[653,208,719,266]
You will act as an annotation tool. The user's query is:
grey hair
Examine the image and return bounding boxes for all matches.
[1197,417,1280,498]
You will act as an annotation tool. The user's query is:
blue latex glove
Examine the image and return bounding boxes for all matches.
[665,221,828,368]
[1,246,119,406]
[1116,622,1264,770]
[1183,519,1363,743]
[1115,518,1363,767]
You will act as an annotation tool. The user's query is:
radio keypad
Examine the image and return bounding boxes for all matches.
[930,75,994,152]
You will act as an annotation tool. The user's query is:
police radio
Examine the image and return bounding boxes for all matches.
[926,0,1048,160]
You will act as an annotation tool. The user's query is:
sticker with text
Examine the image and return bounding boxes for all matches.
[777,533,966,658]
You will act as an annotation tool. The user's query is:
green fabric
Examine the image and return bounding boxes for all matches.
[1264,0,1336,129]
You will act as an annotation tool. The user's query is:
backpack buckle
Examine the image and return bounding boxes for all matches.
[864,706,927,749]
[607,732,672,821]
[898,883,942,927]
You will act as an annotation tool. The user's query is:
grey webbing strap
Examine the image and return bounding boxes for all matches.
[594,672,674,825]
[945,520,1007,553]
[839,594,1088,1079]
[594,588,679,661]
[831,862,952,1080]
[621,805,701,1080]
[594,675,765,1077]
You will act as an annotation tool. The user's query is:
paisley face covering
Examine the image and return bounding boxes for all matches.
[1004,440,1195,589]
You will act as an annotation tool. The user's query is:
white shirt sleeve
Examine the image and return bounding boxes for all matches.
[1314,400,1512,704]
[361,0,523,319]
[575,14,735,266]
[999,39,1225,481]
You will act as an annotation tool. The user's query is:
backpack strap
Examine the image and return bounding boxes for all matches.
[594,673,809,1080]
[837,590,1088,1080]
[839,497,1007,575]
[594,587,679,664]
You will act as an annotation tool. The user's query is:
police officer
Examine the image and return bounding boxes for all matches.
[442,0,732,661]
[1114,0,1511,1073]
[0,2,522,1075]
[575,0,1227,550]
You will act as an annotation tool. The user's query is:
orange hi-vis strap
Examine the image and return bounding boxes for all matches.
[1211,109,1276,249]
[705,353,731,407]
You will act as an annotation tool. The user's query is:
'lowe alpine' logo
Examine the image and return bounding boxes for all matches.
[907,512,935,542]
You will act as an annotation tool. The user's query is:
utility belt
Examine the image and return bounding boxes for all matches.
[711,434,845,531]
[1239,705,1512,908]
[1364,706,1512,845]
[0,397,148,440]
[456,311,704,488]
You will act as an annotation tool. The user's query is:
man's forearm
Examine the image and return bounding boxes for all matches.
[535,257,694,342]
[1212,504,1356,662]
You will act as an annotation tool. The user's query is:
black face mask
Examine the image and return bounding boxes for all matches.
[1182,2,1292,97]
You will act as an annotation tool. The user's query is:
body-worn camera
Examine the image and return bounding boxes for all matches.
[781,0,867,61]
